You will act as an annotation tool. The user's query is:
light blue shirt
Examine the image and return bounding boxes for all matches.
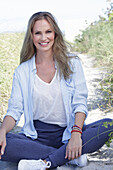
[5,55,88,143]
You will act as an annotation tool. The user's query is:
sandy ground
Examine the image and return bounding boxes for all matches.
[0,54,113,170]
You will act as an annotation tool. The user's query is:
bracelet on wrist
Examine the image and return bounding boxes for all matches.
[71,124,82,134]
[72,125,82,131]
[72,126,82,133]
[71,129,82,134]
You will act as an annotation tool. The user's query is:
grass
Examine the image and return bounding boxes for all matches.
[73,19,113,112]
[0,32,25,121]
[74,21,113,65]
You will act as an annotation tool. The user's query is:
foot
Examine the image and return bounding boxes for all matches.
[68,154,88,167]
[18,159,51,170]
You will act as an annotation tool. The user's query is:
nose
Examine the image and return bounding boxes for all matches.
[41,33,46,41]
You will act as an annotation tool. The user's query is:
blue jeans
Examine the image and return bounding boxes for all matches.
[1,118,113,168]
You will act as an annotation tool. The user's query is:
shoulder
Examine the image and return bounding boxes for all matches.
[14,56,35,75]
[14,61,29,77]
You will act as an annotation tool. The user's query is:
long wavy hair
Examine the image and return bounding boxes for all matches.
[20,11,74,80]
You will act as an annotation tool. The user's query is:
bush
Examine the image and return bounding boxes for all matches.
[73,15,113,112]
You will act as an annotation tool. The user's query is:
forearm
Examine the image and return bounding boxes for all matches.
[65,112,85,159]
[0,116,16,134]
[70,112,85,147]
[74,112,86,129]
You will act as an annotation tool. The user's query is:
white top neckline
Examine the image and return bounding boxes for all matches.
[36,70,57,86]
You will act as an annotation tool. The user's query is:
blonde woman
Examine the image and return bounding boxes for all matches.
[0,12,113,170]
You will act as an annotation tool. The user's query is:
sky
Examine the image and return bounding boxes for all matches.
[0,0,110,42]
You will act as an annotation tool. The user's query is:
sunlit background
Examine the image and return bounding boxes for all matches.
[0,0,113,130]
[0,0,109,42]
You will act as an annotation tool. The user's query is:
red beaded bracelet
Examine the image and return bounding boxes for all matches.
[71,124,82,134]
[71,129,82,134]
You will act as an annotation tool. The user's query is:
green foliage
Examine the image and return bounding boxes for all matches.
[0,32,25,121]
[106,2,113,21]
[74,2,113,65]
[102,120,113,128]
[73,3,113,112]
[102,121,113,147]
[99,72,113,112]
[74,20,113,65]
[105,132,113,147]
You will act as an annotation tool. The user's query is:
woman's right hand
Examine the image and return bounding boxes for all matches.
[0,128,6,159]
[0,116,16,159]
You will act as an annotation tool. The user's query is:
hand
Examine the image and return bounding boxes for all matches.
[65,132,82,160]
[0,128,6,159]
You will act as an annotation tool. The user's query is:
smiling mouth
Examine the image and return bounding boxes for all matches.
[39,42,49,46]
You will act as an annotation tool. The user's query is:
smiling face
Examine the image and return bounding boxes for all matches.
[32,19,55,54]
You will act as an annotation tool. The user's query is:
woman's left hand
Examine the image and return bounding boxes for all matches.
[65,132,82,160]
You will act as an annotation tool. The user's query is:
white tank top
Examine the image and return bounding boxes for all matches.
[32,71,67,127]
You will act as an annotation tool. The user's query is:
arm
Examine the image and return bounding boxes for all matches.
[65,112,85,160]
[65,58,88,160]
[0,115,16,159]
[0,115,16,133]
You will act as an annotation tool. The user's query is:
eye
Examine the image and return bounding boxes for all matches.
[35,31,40,35]
[46,30,52,33]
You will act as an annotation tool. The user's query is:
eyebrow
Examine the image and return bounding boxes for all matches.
[34,28,53,33]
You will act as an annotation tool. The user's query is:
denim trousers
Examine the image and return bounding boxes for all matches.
[1,118,113,168]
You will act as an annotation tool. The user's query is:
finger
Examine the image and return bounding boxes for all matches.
[1,142,6,156]
[65,150,68,159]
[78,147,82,157]
[75,150,79,158]
[0,146,2,159]
[68,151,72,160]
[71,151,76,160]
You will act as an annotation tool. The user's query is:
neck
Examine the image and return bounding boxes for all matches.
[36,51,54,64]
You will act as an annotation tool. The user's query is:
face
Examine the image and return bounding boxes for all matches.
[32,19,55,53]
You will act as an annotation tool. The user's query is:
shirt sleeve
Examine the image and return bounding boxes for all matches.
[71,58,88,118]
[4,69,24,124]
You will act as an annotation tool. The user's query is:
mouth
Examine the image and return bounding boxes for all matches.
[39,42,49,46]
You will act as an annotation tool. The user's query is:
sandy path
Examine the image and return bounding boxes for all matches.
[0,54,113,170]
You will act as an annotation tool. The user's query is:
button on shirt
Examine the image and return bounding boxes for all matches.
[5,55,88,143]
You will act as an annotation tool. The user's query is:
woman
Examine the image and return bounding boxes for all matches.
[0,12,113,170]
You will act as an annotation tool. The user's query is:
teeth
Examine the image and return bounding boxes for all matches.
[40,42,48,45]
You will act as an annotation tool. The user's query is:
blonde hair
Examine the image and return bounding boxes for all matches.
[20,11,74,80]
